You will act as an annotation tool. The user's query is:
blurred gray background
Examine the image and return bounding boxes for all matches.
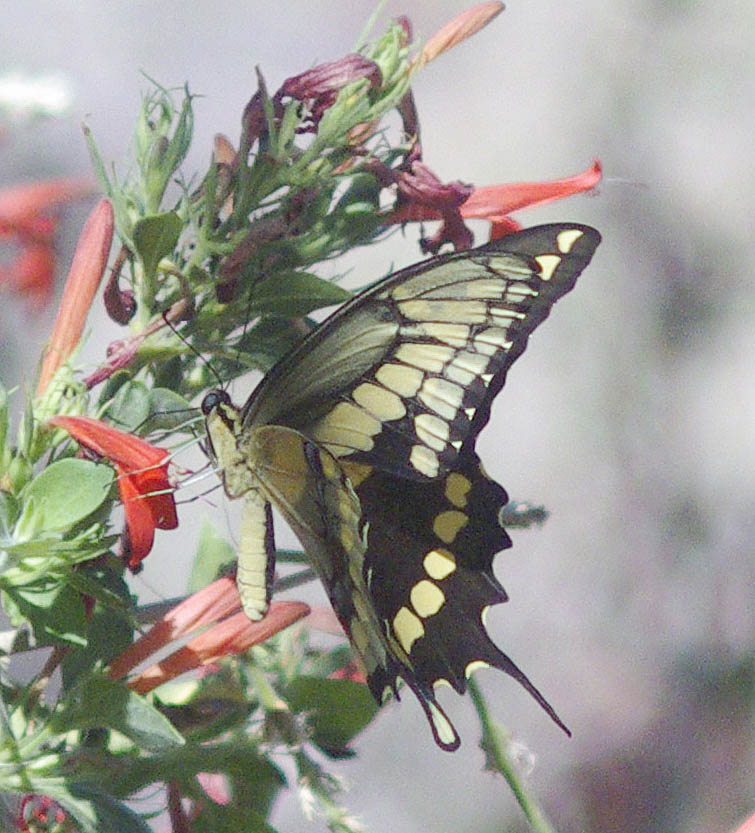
[1,2,753,832]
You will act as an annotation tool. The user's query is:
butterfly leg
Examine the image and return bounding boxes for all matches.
[236,486,276,620]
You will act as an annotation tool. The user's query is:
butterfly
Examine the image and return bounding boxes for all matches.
[202,223,600,750]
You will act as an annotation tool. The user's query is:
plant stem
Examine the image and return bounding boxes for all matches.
[468,677,559,833]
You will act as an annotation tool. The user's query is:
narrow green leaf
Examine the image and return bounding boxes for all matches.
[21,459,113,533]
[53,674,185,752]
[251,271,351,316]
[132,210,182,279]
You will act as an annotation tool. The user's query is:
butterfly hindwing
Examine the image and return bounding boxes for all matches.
[240,424,398,682]
[342,451,569,750]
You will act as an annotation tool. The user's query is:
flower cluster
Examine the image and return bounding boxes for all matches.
[0,4,602,832]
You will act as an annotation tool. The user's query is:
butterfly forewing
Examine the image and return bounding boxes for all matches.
[241,224,600,481]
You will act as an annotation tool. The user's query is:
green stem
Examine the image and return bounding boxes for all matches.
[468,678,559,833]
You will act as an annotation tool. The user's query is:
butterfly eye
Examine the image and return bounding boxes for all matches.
[201,389,231,415]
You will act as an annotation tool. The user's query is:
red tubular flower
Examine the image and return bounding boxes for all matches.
[108,574,309,694]
[413,2,505,70]
[386,159,602,249]
[459,159,603,238]
[0,177,93,307]
[36,199,114,396]
[47,415,178,569]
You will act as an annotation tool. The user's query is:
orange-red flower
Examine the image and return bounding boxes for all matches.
[108,575,309,693]
[413,2,504,70]
[47,415,178,568]
[0,177,93,308]
[36,199,113,396]
[387,159,602,251]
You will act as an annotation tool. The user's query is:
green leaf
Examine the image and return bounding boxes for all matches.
[2,581,87,646]
[189,519,235,594]
[103,738,284,810]
[285,676,378,757]
[251,271,351,316]
[147,387,197,432]
[98,369,132,408]
[20,459,113,533]
[235,316,316,372]
[62,566,134,686]
[106,379,151,432]
[44,781,153,833]
[53,674,185,752]
[132,210,182,279]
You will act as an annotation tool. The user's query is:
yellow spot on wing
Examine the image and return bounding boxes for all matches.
[375,363,423,397]
[395,343,454,373]
[556,228,584,253]
[474,327,513,355]
[339,524,356,552]
[352,382,406,420]
[535,254,561,281]
[318,450,340,480]
[419,377,465,420]
[465,660,491,678]
[401,322,471,347]
[424,548,457,579]
[312,401,380,452]
[427,701,458,748]
[410,444,439,477]
[433,510,468,543]
[410,579,445,618]
[393,606,425,653]
[341,461,374,489]
[444,472,471,508]
[398,299,487,323]
[414,413,449,451]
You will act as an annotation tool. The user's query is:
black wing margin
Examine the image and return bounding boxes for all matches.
[342,451,570,750]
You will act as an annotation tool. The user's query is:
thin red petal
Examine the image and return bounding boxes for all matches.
[118,470,157,568]
[128,465,179,530]
[128,602,310,694]
[731,814,755,833]
[37,199,114,393]
[415,2,504,69]
[48,415,170,470]
[109,576,242,679]
[460,159,602,218]
[489,215,523,239]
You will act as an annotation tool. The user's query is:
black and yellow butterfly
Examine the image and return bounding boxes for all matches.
[202,223,600,750]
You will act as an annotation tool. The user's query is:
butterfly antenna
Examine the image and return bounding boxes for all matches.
[161,309,225,390]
